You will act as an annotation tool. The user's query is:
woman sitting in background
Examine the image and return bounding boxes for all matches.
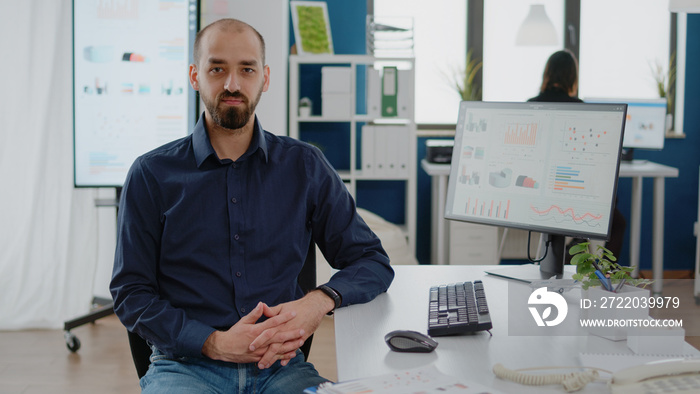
[528,49,627,261]
[528,49,582,103]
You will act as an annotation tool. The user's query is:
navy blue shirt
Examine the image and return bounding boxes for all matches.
[110,115,393,358]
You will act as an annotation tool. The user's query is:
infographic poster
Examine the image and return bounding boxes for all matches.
[74,0,198,187]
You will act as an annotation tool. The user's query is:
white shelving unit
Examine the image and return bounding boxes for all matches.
[289,54,417,254]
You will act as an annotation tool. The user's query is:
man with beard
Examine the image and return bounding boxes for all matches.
[110,19,394,393]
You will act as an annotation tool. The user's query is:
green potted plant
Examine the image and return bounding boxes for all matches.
[445,49,483,101]
[650,51,676,132]
[569,241,652,340]
[299,97,312,118]
[568,241,651,290]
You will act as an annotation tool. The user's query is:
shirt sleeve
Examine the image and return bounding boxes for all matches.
[110,157,215,358]
[305,147,395,307]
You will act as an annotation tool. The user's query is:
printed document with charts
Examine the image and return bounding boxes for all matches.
[304,365,505,394]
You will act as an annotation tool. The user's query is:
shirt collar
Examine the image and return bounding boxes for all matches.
[250,116,269,164]
[192,114,269,167]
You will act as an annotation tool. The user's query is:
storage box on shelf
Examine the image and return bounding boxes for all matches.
[289,54,416,253]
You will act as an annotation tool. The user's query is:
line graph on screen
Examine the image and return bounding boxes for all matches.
[529,204,604,229]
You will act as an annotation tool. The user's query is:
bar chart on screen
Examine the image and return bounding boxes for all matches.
[552,165,586,192]
[503,121,538,146]
[465,198,511,219]
[458,166,480,185]
[464,113,488,132]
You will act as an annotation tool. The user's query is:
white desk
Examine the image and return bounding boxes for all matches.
[334,265,700,393]
[421,160,679,295]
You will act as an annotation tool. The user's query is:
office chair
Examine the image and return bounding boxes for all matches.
[128,240,318,379]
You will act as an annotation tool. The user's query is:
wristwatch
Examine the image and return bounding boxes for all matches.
[316,285,342,315]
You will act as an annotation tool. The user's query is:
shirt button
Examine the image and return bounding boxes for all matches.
[231,197,237,203]
[241,307,246,313]
[234,234,240,240]
[232,163,238,169]
[236,272,242,277]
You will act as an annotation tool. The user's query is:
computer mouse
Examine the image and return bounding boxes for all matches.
[384,330,438,353]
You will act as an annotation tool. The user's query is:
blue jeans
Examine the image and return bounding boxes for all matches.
[141,348,329,393]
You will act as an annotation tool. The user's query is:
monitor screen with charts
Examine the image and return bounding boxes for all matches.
[444,101,627,275]
[585,97,666,151]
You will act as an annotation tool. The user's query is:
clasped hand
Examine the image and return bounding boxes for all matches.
[202,291,331,369]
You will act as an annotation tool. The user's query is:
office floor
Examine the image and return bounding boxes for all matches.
[0,279,697,393]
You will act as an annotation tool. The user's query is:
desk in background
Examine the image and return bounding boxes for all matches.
[421,159,679,295]
[334,265,700,393]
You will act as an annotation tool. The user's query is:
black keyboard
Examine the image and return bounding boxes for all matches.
[428,280,492,336]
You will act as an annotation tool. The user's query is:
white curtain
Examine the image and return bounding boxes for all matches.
[0,1,105,329]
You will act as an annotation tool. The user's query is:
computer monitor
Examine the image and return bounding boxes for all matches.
[444,101,627,278]
[585,98,666,162]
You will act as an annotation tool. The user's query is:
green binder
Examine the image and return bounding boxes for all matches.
[381,66,398,117]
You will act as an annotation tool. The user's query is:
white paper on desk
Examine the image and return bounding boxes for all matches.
[316,364,504,394]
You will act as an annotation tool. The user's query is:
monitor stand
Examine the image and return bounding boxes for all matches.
[485,233,567,283]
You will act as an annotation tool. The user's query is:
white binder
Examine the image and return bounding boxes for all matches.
[366,68,382,118]
[384,126,400,177]
[396,126,410,177]
[361,125,375,176]
[374,126,388,177]
[397,70,414,119]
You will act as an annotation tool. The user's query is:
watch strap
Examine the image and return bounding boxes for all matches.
[316,285,341,315]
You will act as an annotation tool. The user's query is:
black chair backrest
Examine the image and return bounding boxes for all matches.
[127,329,152,379]
[128,240,318,379]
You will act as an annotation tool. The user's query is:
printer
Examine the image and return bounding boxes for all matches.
[425,139,454,164]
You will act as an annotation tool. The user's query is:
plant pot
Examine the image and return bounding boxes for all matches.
[665,113,673,132]
[581,284,650,341]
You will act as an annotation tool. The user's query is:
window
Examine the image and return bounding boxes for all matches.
[484,0,672,103]
[371,0,680,128]
[373,0,466,125]
[482,0,565,101]
[578,0,670,99]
